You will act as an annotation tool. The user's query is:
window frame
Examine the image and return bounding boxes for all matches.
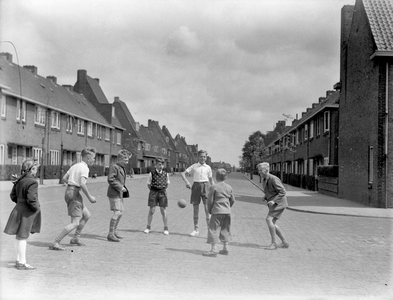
[77,119,85,135]
[324,111,330,133]
[35,106,46,126]
[51,111,60,129]
[87,122,93,137]
[0,94,6,119]
[116,132,121,145]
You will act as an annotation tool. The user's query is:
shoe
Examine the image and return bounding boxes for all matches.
[219,249,229,255]
[48,244,66,251]
[163,230,169,235]
[265,244,277,250]
[107,234,120,242]
[203,251,217,257]
[17,263,36,270]
[15,261,20,268]
[70,238,86,246]
[189,230,199,237]
[114,232,124,239]
[277,242,289,249]
[143,228,150,234]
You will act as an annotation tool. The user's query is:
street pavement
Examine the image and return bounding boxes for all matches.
[0,172,392,300]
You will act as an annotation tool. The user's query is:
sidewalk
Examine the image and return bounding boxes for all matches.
[244,173,393,219]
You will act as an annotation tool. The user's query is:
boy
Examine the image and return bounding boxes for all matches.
[257,162,289,250]
[203,169,235,257]
[181,150,214,237]
[49,147,97,250]
[106,149,131,242]
[143,157,170,235]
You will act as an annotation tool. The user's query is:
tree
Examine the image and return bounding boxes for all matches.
[241,131,266,179]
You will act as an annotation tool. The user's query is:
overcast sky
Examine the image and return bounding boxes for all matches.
[1,0,352,166]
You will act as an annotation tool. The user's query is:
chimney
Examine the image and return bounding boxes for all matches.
[0,52,12,62]
[47,76,57,84]
[319,97,326,103]
[135,122,140,131]
[302,112,306,118]
[312,103,318,108]
[62,85,73,91]
[23,65,37,75]
[326,90,334,98]
[306,108,311,113]
[339,5,354,93]
[77,69,87,81]
[94,78,100,84]
[114,96,120,102]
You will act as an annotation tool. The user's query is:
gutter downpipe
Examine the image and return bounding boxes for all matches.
[385,62,389,209]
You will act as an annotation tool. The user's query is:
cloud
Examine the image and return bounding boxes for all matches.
[166,26,203,57]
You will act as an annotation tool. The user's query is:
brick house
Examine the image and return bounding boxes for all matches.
[174,135,191,171]
[161,125,180,172]
[73,70,125,165]
[0,53,115,179]
[147,119,172,168]
[338,0,393,207]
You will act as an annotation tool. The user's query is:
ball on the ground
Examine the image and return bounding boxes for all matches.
[178,199,187,208]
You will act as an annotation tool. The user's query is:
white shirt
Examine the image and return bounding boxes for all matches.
[66,161,89,187]
[185,163,213,182]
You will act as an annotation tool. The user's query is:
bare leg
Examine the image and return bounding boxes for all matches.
[147,207,155,228]
[160,207,168,228]
[266,215,277,246]
[193,204,199,231]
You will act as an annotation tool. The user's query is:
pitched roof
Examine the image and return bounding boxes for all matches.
[0,56,111,127]
[114,98,140,137]
[363,0,393,51]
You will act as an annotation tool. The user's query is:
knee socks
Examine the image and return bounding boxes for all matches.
[54,223,77,244]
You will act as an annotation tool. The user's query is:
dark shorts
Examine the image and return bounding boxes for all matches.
[148,190,168,208]
[191,182,209,205]
[207,214,232,244]
[109,197,124,212]
[268,208,285,219]
[65,186,84,217]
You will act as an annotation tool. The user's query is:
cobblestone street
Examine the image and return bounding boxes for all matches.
[1,173,392,300]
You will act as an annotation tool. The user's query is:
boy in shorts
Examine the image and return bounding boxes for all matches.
[143,157,170,235]
[203,169,235,257]
[257,162,289,250]
[181,150,214,237]
[49,147,97,250]
[107,149,131,242]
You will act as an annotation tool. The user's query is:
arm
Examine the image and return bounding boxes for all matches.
[229,189,235,207]
[147,173,152,190]
[26,181,40,212]
[181,170,191,189]
[268,177,286,205]
[207,186,215,214]
[107,165,124,192]
[80,177,96,203]
[62,173,69,185]
[10,185,17,203]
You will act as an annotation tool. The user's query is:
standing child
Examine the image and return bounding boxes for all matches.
[4,158,41,270]
[143,157,170,235]
[203,169,235,257]
[106,149,131,242]
[181,150,214,237]
[49,147,97,250]
[257,162,289,250]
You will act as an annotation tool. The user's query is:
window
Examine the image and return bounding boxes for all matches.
[324,111,330,133]
[308,159,314,176]
[96,125,102,139]
[154,146,159,152]
[324,157,329,166]
[304,124,308,141]
[112,106,115,118]
[162,148,166,155]
[51,111,60,129]
[105,128,110,141]
[1,94,6,118]
[11,146,17,165]
[166,137,169,143]
[66,116,73,133]
[309,120,314,139]
[76,152,82,163]
[116,132,121,145]
[368,146,374,184]
[295,130,299,145]
[16,99,26,122]
[104,154,110,167]
[77,119,84,135]
[137,142,141,151]
[50,150,60,165]
[0,144,4,164]
[33,148,42,164]
[87,122,93,137]
[146,143,151,151]
[315,117,320,136]
[35,106,46,125]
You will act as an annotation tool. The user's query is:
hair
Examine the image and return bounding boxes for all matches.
[118,149,131,159]
[216,168,227,181]
[21,158,39,175]
[258,162,270,169]
[198,150,207,156]
[81,147,96,158]
[155,157,164,164]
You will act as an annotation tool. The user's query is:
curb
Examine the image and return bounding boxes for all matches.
[242,174,392,219]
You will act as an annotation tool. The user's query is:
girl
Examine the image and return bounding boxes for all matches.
[4,158,41,270]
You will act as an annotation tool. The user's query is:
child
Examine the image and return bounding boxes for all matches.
[203,168,235,257]
[257,162,289,250]
[107,149,131,242]
[4,158,41,270]
[143,157,170,235]
[49,147,97,250]
[181,150,214,237]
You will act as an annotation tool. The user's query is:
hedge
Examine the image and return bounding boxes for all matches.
[317,165,339,177]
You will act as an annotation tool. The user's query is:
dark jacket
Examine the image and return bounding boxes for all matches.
[4,174,41,238]
[107,162,126,198]
[262,173,288,211]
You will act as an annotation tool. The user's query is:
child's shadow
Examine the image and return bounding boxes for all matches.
[229,242,270,249]
[0,260,18,269]
[79,233,107,241]
[165,247,204,256]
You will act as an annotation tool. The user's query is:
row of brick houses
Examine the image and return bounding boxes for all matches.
[0,54,207,179]
[258,0,392,208]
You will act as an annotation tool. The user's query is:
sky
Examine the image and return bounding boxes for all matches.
[0,0,352,166]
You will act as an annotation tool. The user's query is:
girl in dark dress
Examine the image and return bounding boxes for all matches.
[4,158,41,270]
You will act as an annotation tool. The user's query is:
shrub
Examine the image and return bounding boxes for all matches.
[317,165,339,177]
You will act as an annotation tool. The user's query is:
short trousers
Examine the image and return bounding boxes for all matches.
[268,208,285,219]
[148,190,168,208]
[190,182,209,205]
[65,186,84,217]
[207,214,232,244]
[109,197,124,212]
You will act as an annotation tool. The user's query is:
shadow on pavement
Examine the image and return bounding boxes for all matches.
[229,241,269,249]
[165,247,204,256]
[234,195,264,205]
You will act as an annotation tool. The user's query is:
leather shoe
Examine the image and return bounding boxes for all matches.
[107,234,120,242]
[265,244,277,250]
[277,242,289,249]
